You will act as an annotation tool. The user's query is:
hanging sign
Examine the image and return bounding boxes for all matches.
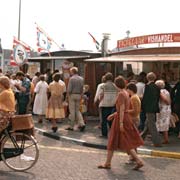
[117,33,180,48]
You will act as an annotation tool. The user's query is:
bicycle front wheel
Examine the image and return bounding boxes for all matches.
[0,132,39,171]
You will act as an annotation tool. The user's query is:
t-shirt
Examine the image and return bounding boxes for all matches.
[129,94,141,121]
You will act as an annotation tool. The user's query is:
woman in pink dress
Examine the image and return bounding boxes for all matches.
[98,76,144,170]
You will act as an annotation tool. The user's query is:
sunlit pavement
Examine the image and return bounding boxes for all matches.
[33,115,180,159]
[0,133,180,180]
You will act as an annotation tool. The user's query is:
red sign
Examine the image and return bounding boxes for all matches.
[117,33,180,48]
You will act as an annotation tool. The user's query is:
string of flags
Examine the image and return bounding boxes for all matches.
[9,25,102,66]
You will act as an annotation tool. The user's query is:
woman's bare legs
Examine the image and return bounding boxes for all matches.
[98,150,114,169]
[51,119,58,132]
[178,132,180,138]
[38,115,43,123]
[163,131,169,143]
[129,149,144,170]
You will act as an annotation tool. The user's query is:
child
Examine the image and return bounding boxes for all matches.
[80,85,90,124]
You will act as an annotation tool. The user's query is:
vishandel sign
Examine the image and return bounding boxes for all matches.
[117,33,180,48]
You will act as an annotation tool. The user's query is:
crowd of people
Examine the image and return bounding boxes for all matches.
[95,71,180,170]
[0,67,180,171]
[0,66,89,134]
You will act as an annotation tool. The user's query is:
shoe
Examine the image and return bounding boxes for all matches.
[79,125,85,132]
[98,164,111,169]
[38,119,43,123]
[153,144,162,147]
[162,140,169,144]
[65,127,74,131]
[132,162,144,170]
[98,125,101,129]
[99,135,107,139]
[52,127,58,133]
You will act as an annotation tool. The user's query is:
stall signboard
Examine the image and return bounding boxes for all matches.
[117,33,180,48]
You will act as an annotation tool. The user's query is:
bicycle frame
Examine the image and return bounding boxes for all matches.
[0,128,24,160]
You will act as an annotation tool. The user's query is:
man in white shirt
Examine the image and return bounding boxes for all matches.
[94,75,106,129]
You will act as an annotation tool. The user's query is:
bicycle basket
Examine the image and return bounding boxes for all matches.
[11,114,34,132]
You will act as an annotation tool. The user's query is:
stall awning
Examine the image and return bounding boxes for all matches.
[85,54,180,62]
[28,55,90,61]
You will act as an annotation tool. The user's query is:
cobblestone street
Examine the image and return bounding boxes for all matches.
[0,133,180,180]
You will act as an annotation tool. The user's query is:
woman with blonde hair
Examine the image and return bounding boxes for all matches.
[0,76,15,133]
[155,80,171,144]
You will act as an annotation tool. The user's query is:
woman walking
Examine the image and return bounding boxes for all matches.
[98,76,144,170]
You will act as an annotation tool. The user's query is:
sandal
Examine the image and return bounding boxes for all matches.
[132,162,144,170]
[98,164,111,169]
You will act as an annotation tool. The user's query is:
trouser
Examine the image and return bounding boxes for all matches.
[138,110,146,131]
[141,113,161,145]
[101,107,115,137]
[99,107,103,124]
[68,94,85,128]
[17,95,30,115]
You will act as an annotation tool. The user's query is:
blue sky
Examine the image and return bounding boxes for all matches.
[1,0,180,52]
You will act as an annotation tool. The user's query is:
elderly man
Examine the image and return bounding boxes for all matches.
[66,67,85,132]
[141,72,162,147]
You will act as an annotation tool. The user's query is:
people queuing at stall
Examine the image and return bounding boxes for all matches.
[0,68,180,154]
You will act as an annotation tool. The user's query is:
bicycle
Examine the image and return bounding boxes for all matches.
[0,114,39,172]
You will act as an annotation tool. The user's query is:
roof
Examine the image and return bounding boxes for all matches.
[85,54,180,62]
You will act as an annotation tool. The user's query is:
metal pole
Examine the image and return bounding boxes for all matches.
[18,0,21,40]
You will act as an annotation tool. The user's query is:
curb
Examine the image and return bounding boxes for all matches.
[35,127,180,159]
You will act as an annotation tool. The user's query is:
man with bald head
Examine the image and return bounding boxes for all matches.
[66,67,85,132]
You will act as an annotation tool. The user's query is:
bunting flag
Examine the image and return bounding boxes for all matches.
[10,37,31,66]
[36,24,53,52]
[88,32,100,50]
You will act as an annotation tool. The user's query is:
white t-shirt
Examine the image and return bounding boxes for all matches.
[136,82,145,98]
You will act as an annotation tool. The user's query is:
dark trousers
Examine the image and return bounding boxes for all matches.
[141,113,161,145]
[101,106,115,137]
[17,95,30,115]
[138,110,146,132]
